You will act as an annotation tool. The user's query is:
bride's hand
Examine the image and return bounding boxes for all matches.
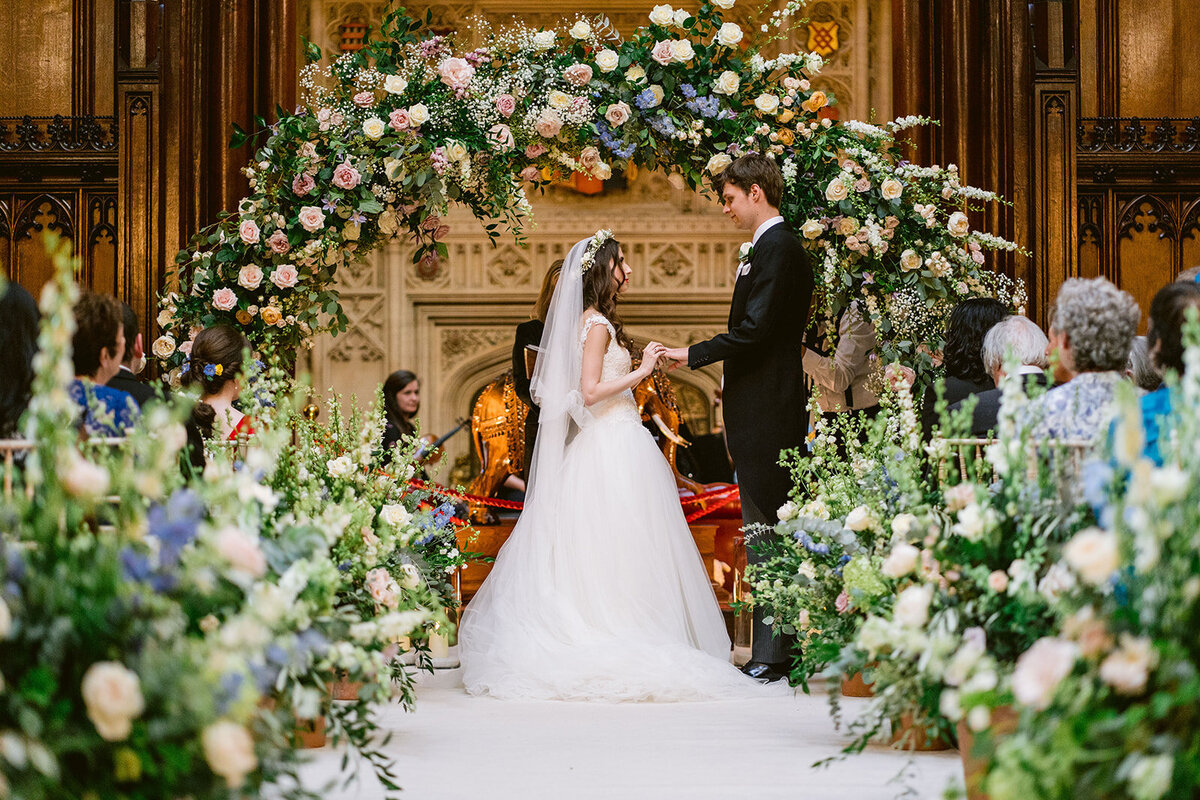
[640,341,666,375]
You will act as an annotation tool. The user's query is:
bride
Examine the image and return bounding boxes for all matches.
[459,230,761,701]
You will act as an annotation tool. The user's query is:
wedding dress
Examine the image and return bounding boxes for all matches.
[459,238,762,702]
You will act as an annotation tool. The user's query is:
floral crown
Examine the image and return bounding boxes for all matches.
[580,229,614,274]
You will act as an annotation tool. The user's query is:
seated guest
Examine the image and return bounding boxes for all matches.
[1026,278,1139,444]
[950,315,1049,436]
[921,297,1010,436]
[1176,265,1200,284]
[70,292,139,436]
[803,302,880,425]
[184,325,254,442]
[0,283,39,438]
[513,259,563,481]
[106,302,165,408]
[1125,336,1162,393]
[381,369,420,462]
[1136,281,1200,465]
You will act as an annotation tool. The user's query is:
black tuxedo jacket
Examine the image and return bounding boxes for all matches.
[688,223,814,515]
[107,367,165,409]
[512,318,545,479]
[949,371,1049,436]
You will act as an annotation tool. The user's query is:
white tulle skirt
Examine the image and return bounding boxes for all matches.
[459,416,763,702]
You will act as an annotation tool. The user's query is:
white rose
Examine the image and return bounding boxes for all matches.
[1149,465,1188,504]
[939,688,962,721]
[151,334,176,359]
[891,513,917,537]
[362,116,386,140]
[626,64,647,82]
[407,103,430,126]
[380,503,412,528]
[0,597,11,638]
[825,177,849,203]
[1038,561,1077,601]
[1063,527,1120,585]
[383,74,408,94]
[398,562,423,590]
[800,219,824,240]
[797,560,817,581]
[776,500,798,521]
[649,4,675,25]
[754,93,780,114]
[716,22,743,47]
[706,153,732,174]
[844,505,873,531]
[953,503,991,542]
[900,249,922,272]
[893,584,932,627]
[880,178,903,200]
[881,542,920,578]
[1127,755,1174,800]
[569,20,591,39]
[713,0,735,7]
[947,211,971,237]
[214,526,267,579]
[445,139,469,162]
[532,30,556,50]
[966,706,992,732]
[61,452,110,499]
[1012,637,1077,710]
[596,49,619,72]
[713,70,740,96]
[81,662,145,741]
[326,455,354,479]
[1099,634,1156,695]
[673,8,690,26]
[202,721,258,788]
[548,90,572,110]
[672,39,695,62]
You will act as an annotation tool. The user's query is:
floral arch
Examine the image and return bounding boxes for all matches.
[155,0,1024,381]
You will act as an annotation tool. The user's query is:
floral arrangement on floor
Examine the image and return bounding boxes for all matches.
[154,0,1021,389]
[971,337,1200,800]
[0,236,462,798]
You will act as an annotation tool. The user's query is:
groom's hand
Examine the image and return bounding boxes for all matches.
[662,346,689,371]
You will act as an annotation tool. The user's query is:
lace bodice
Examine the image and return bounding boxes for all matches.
[579,313,640,425]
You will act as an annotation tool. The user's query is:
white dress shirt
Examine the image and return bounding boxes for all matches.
[751,215,785,246]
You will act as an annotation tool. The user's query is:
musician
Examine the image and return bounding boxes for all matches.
[381,369,420,466]
[512,259,563,481]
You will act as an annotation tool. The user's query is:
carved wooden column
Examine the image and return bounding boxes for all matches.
[1029,0,1079,325]
[115,0,161,351]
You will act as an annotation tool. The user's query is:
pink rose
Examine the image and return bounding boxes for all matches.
[238,220,260,245]
[651,40,675,66]
[563,63,594,86]
[316,108,332,130]
[854,177,871,193]
[835,591,850,614]
[519,166,541,182]
[352,90,375,108]
[487,123,515,151]
[525,143,548,158]
[299,141,318,160]
[495,94,517,118]
[605,101,631,127]
[212,288,238,311]
[291,173,315,196]
[332,160,361,190]
[534,110,563,138]
[388,108,411,130]
[579,146,601,171]
[365,567,399,610]
[298,206,325,232]
[270,264,299,289]
[178,339,193,356]
[237,264,263,290]
[266,230,290,255]
[438,57,475,89]
[215,526,266,578]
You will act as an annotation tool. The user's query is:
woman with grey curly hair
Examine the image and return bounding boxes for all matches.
[1028,277,1140,443]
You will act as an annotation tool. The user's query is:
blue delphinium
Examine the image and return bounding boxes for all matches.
[648,115,676,137]
[147,488,205,568]
[680,83,697,99]
[634,88,658,110]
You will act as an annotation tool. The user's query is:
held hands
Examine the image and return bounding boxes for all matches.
[639,341,668,376]
[661,346,689,371]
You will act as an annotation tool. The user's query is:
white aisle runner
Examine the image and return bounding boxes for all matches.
[300,659,963,800]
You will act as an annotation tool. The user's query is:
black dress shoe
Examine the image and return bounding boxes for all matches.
[740,661,788,684]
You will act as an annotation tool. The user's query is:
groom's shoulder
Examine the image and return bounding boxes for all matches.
[758,224,808,262]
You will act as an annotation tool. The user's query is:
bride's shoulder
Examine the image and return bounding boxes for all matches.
[579,309,614,341]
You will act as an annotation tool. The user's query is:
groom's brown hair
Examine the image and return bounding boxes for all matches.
[715,153,784,209]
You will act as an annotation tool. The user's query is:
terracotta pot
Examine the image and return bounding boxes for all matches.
[890,713,954,751]
[295,715,326,749]
[957,705,1019,800]
[328,679,363,701]
[840,668,875,698]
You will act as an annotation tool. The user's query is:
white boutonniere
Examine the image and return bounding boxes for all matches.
[736,241,754,276]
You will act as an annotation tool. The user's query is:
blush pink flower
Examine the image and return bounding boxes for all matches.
[835,591,851,614]
[238,220,260,245]
[332,160,361,190]
[487,123,515,151]
[237,264,263,290]
[579,146,602,171]
[525,143,548,158]
[266,230,291,255]
[297,205,325,232]
[534,110,563,138]
[388,108,411,130]
[563,63,594,86]
[291,173,315,196]
[651,40,675,66]
[365,567,400,609]
[352,90,376,108]
[519,166,541,182]
[495,93,517,118]
[605,101,631,127]
[212,288,238,311]
[438,57,475,89]
[269,264,299,289]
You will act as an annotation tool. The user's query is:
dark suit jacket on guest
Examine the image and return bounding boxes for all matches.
[949,370,1049,437]
[107,366,165,409]
[688,223,814,516]
[921,375,995,439]
[512,318,544,481]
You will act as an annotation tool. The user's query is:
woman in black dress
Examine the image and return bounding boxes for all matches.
[381,369,420,464]
[921,297,1011,437]
[512,259,563,481]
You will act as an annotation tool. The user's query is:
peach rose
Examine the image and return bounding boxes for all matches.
[270,264,299,289]
[202,721,258,789]
[605,101,632,127]
[332,160,361,190]
[881,178,903,200]
[260,306,282,326]
[579,146,602,171]
[81,662,145,741]
[438,57,475,89]
[238,220,260,245]
[214,526,267,578]
[212,288,238,311]
[297,206,325,232]
[564,63,594,86]
[801,91,828,113]
[237,265,263,290]
[535,109,563,138]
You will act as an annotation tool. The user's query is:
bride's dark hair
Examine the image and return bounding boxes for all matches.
[581,237,633,353]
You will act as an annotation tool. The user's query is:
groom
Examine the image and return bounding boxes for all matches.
[664,154,813,684]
